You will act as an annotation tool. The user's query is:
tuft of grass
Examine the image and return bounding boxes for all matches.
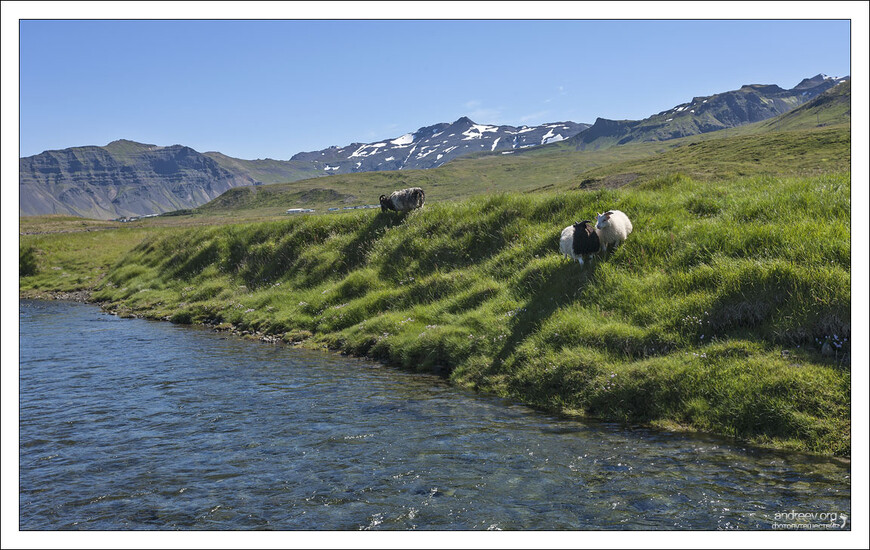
[19,245,39,276]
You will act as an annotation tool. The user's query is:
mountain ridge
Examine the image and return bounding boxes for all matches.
[288,117,591,174]
[19,74,849,219]
[560,74,848,151]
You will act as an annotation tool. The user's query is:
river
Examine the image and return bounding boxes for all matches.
[18,300,850,530]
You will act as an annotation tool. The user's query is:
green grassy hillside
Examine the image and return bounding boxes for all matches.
[578,126,849,185]
[21,172,850,456]
[755,80,851,132]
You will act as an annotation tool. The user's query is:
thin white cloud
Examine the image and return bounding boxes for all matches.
[461,99,503,123]
[543,86,567,106]
[364,123,401,141]
[467,108,503,123]
[519,110,551,124]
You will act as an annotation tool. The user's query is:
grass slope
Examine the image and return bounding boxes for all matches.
[19,226,172,294]
[203,152,326,185]
[177,123,849,221]
[21,172,850,456]
[579,126,849,184]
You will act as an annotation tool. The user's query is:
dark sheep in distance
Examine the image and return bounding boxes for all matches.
[380,187,425,213]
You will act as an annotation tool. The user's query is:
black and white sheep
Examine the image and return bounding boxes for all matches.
[595,210,633,253]
[560,220,601,266]
[379,187,425,212]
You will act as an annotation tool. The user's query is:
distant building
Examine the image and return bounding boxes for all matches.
[325,204,379,213]
[286,208,315,214]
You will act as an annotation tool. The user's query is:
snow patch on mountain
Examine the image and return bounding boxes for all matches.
[541,128,565,145]
[391,133,414,146]
[462,124,500,140]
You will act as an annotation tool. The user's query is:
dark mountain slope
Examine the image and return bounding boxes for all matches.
[563,74,848,151]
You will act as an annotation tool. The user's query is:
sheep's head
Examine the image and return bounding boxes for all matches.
[574,220,595,238]
[573,220,594,234]
[596,211,612,229]
[379,195,389,212]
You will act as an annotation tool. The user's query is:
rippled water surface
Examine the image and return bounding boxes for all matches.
[19,300,850,530]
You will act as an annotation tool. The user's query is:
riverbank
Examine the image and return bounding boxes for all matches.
[19,289,93,302]
[20,173,852,456]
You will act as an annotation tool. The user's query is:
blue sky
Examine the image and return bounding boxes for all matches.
[16,18,853,160]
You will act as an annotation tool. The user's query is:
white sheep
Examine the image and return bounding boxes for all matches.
[560,220,601,266]
[595,210,633,253]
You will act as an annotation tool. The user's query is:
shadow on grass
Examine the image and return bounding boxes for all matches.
[337,211,410,273]
[231,211,408,290]
[492,255,603,368]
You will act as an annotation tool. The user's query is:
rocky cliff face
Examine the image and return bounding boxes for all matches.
[19,140,260,219]
[566,74,850,150]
